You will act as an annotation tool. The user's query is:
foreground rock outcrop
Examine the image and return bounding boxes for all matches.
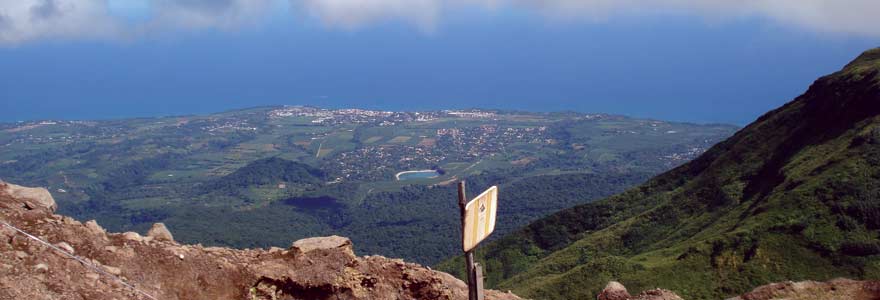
[599,279,880,300]
[597,282,683,300]
[732,278,880,300]
[0,181,521,300]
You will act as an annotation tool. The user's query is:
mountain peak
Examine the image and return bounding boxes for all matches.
[839,47,880,82]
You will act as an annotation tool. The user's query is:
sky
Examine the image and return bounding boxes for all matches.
[0,1,878,125]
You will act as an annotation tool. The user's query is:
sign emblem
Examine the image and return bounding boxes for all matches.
[462,186,498,252]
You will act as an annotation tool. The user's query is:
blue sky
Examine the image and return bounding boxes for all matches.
[1,1,878,125]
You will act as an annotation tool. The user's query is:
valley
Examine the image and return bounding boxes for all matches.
[0,107,736,264]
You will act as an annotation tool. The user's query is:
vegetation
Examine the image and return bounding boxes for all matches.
[437,48,880,299]
[0,106,734,265]
[204,157,325,193]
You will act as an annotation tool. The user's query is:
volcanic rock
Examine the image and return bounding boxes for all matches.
[84,220,105,235]
[731,278,880,300]
[121,232,143,242]
[598,281,631,300]
[1,181,55,212]
[0,181,524,300]
[146,223,174,243]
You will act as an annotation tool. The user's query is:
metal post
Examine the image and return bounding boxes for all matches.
[466,252,477,300]
[474,263,485,300]
[458,181,478,300]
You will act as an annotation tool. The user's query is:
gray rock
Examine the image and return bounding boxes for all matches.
[85,220,105,234]
[4,183,56,212]
[598,281,631,300]
[290,235,352,255]
[55,242,74,254]
[104,265,122,276]
[85,272,100,281]
[146,223,174,242]
[34,263,48,273]
[121,232,143,242]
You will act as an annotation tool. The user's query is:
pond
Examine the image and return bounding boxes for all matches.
[396,170,441,181]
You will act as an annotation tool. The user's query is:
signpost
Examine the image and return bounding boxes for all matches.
[458,182,498,300]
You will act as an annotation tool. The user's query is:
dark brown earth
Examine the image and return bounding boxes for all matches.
[0,181,521,300]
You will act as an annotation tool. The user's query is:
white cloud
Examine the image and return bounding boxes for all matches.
[298,0,442,32]
[0,0,274,45]
[293,0,510,32]
[0,0,118,44]
[150,0,274,30]
[742,0,880,37]
[298,0,880,36]
[0,0,878,45]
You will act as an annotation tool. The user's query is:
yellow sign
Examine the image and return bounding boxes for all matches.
[463,186,498,252]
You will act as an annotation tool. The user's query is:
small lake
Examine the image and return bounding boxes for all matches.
[396,170,441,181]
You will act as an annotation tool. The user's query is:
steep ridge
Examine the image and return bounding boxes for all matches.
[438,48,880,299]
[0,181,521,300]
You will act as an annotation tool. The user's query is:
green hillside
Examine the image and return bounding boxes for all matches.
[207,157,326,190]
[438,48,880,299]
[0,106,734,265]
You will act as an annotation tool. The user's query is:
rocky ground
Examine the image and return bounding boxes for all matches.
[0,181,521,300]
[597,279,880,300]
[731,278,880,300]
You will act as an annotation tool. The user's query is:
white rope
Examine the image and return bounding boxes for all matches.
[0,219,158,300]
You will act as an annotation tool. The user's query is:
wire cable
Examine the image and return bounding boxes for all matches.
[0,219,158,300]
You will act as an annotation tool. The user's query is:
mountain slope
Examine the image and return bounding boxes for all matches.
[438,48,880,299]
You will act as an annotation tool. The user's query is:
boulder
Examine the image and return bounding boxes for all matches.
[55,242,75,254]
[34,263,48,273]
[3,183,56,212]
[146,223,174,242]
[290,235,353,257]
[734,278,880,300]
[632,289,683,300]
[122,232,143,242]
[104,265,122,276]
[85,220,105,235]
[598,281,631,300]
[598,282,683,300]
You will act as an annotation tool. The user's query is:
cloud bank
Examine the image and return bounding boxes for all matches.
[150,0,274,30]
[0,0,118,44]
[299,0,443,32]
[0,0,878,45]
[0,0,273,44]
[298,0,880,36]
